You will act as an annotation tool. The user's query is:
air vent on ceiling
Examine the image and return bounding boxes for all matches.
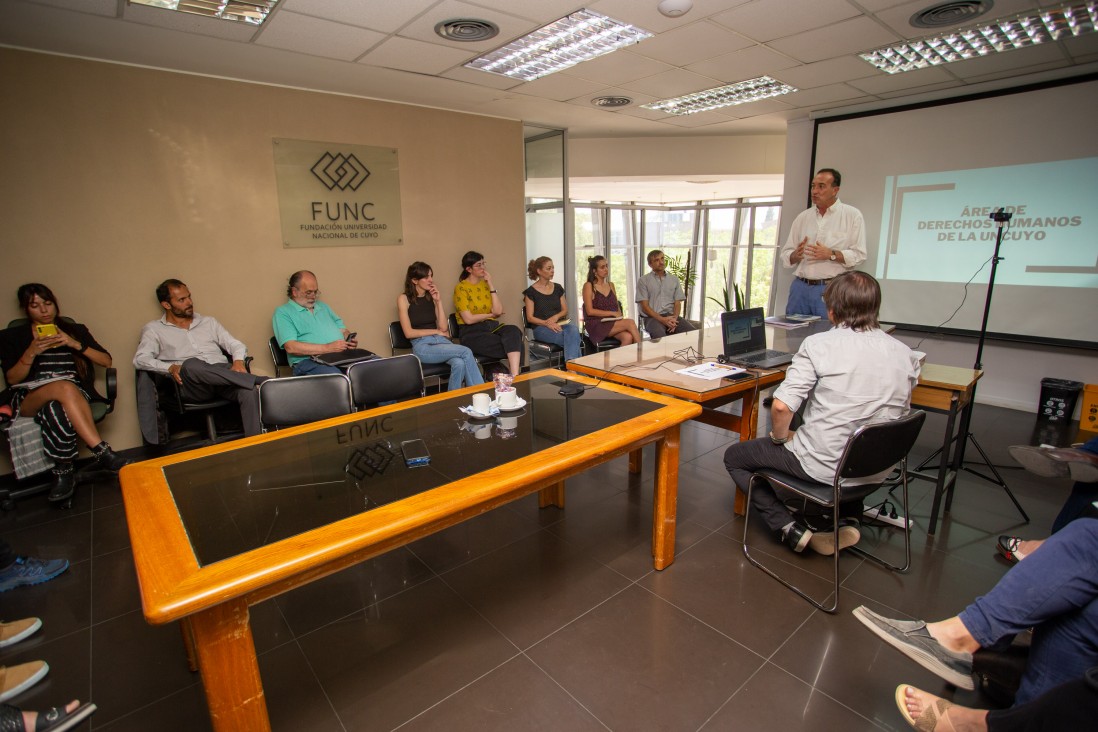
[434,18,500,42]
[591,96,633,108]
[910,0,994,29]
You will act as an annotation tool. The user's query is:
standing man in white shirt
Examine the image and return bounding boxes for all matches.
[779,168,867,317]
[134,279,266,437]
[723,272,921,556]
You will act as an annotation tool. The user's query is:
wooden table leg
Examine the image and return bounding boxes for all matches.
[652,425,681,570]
[538,480,566,508]
[180,618,198,672]
[628,448,642,474]
[189,599,271,732]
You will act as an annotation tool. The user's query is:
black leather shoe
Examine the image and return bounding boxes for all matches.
[95,447,130,472]
[780,522,812,553]
[48,470,75,503]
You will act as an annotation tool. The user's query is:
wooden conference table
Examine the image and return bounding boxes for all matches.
[119,372,700,732]
[568,325,982,531]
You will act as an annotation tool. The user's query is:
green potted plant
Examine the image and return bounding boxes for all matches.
[707,265,744,311]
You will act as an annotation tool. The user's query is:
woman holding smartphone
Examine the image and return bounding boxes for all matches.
[397,262,484,391]
[0,283,128,503]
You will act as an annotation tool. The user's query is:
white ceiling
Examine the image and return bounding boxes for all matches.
[3,0,1096,200]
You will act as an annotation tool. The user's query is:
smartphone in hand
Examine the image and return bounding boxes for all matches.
[35,323,58,338]
[346,332,357,342]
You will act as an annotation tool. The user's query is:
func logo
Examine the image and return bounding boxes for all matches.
[310,152,370,191]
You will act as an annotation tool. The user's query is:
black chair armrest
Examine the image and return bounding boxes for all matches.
[104,367,118,413]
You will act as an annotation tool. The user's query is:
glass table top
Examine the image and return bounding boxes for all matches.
[164,375,661,566]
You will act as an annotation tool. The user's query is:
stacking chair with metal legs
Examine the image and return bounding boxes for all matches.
[742,409,927,613]
[520,306,564,370]
[387,321,448,392]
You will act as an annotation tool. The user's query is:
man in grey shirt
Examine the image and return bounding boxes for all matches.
[635,250,697,339]
[724,272,921,556]
[134,279,266,436]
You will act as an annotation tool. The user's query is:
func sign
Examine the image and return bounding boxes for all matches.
[273,138,404,248]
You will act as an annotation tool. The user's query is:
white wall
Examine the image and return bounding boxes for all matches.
[778,118,1095,417]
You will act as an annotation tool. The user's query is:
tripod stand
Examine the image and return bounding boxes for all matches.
[913,209,1029,530]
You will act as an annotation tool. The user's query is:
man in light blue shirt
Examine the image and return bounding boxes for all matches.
[273,270,358,376]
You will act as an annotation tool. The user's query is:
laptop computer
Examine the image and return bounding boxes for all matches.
[720,308,795,368]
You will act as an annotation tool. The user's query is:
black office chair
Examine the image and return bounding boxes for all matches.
[136,354,253,446]
[257,373,352,432]
[387,321,449,392]
[447,312,499,375]
[1,317,118,510]
[347,354,425,410]
[580,324,621,356]
[268,336,291,377]
[742,409,926,613]
[519,305,564,369]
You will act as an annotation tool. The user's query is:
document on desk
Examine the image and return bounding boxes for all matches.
[675,362,746,380]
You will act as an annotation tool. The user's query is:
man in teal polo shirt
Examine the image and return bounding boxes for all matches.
[273,270,358,376]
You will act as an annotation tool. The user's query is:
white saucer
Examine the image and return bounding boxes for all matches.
[491,397,527,412]
[459,405,497,419]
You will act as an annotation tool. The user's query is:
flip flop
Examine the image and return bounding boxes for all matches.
[36,701,97,732]
[895,685,956,732]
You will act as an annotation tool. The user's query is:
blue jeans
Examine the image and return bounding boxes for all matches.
[959,518,1098,706]
[532,323,582,361]
[291,358,342,376]
[785,277,828,317]
[411,335,484,391]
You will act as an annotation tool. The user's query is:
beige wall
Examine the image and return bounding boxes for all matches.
[0,49,526,453]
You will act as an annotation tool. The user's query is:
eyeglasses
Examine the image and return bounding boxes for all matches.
[472,261,487,269]
[297,289,321,297]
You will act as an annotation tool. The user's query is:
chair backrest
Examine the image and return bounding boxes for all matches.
[837,410,927,482]
[447,313,460,340]
[268,336,290,377]
[257,373,352,431]
[388,321,413,352]
[346,354,425,409]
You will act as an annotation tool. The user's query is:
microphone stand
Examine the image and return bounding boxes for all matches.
[917,209,1029,528]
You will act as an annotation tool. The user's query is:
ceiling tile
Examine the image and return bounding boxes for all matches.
[769,16,900,63]
[781,82,867,107]
[613,105,677,121]
[845,64,955,94]
[589,0,754,35]
[397,0,538,52]
[877,80,963,99]
[512,72,605,101]
[29,0,116,16]
[686,44,800,83]
[256,11,385,60]
[359,36,475,75]
[567,50,674,87]
[724,96,794,116]
[659,110,743,127]
[710,0,860,43]
[633,20,753,66]
[281,0,437,33]
[123,3,259,41]
[1062,33,1098,60]
[619,68,724,98]
[772,55,884,88]
[439,65,526,89]
[457,0,588,24]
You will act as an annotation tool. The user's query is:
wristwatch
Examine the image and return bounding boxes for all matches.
[829,252,837,261]
[769,431,790,445]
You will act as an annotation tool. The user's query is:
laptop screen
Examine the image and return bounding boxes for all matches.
[721,308,767,357]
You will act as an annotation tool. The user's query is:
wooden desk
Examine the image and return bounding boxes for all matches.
[119,372,699,732]
[909,363,983,534]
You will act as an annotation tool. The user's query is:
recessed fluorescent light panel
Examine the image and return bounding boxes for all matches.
[464,9,652,82]
[642,77,797,115]
[861,1,1098,74]
[128,0,279,26]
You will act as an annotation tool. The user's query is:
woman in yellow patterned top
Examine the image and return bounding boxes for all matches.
[453,251,523,376]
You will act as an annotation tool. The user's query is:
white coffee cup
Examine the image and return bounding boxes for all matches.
[472,393,491,414]
[497,389,518,409]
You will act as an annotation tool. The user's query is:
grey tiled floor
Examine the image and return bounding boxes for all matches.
[0,403,1078,731]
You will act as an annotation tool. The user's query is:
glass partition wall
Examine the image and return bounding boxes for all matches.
[524,125,783,331]
[574,199,782,328]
